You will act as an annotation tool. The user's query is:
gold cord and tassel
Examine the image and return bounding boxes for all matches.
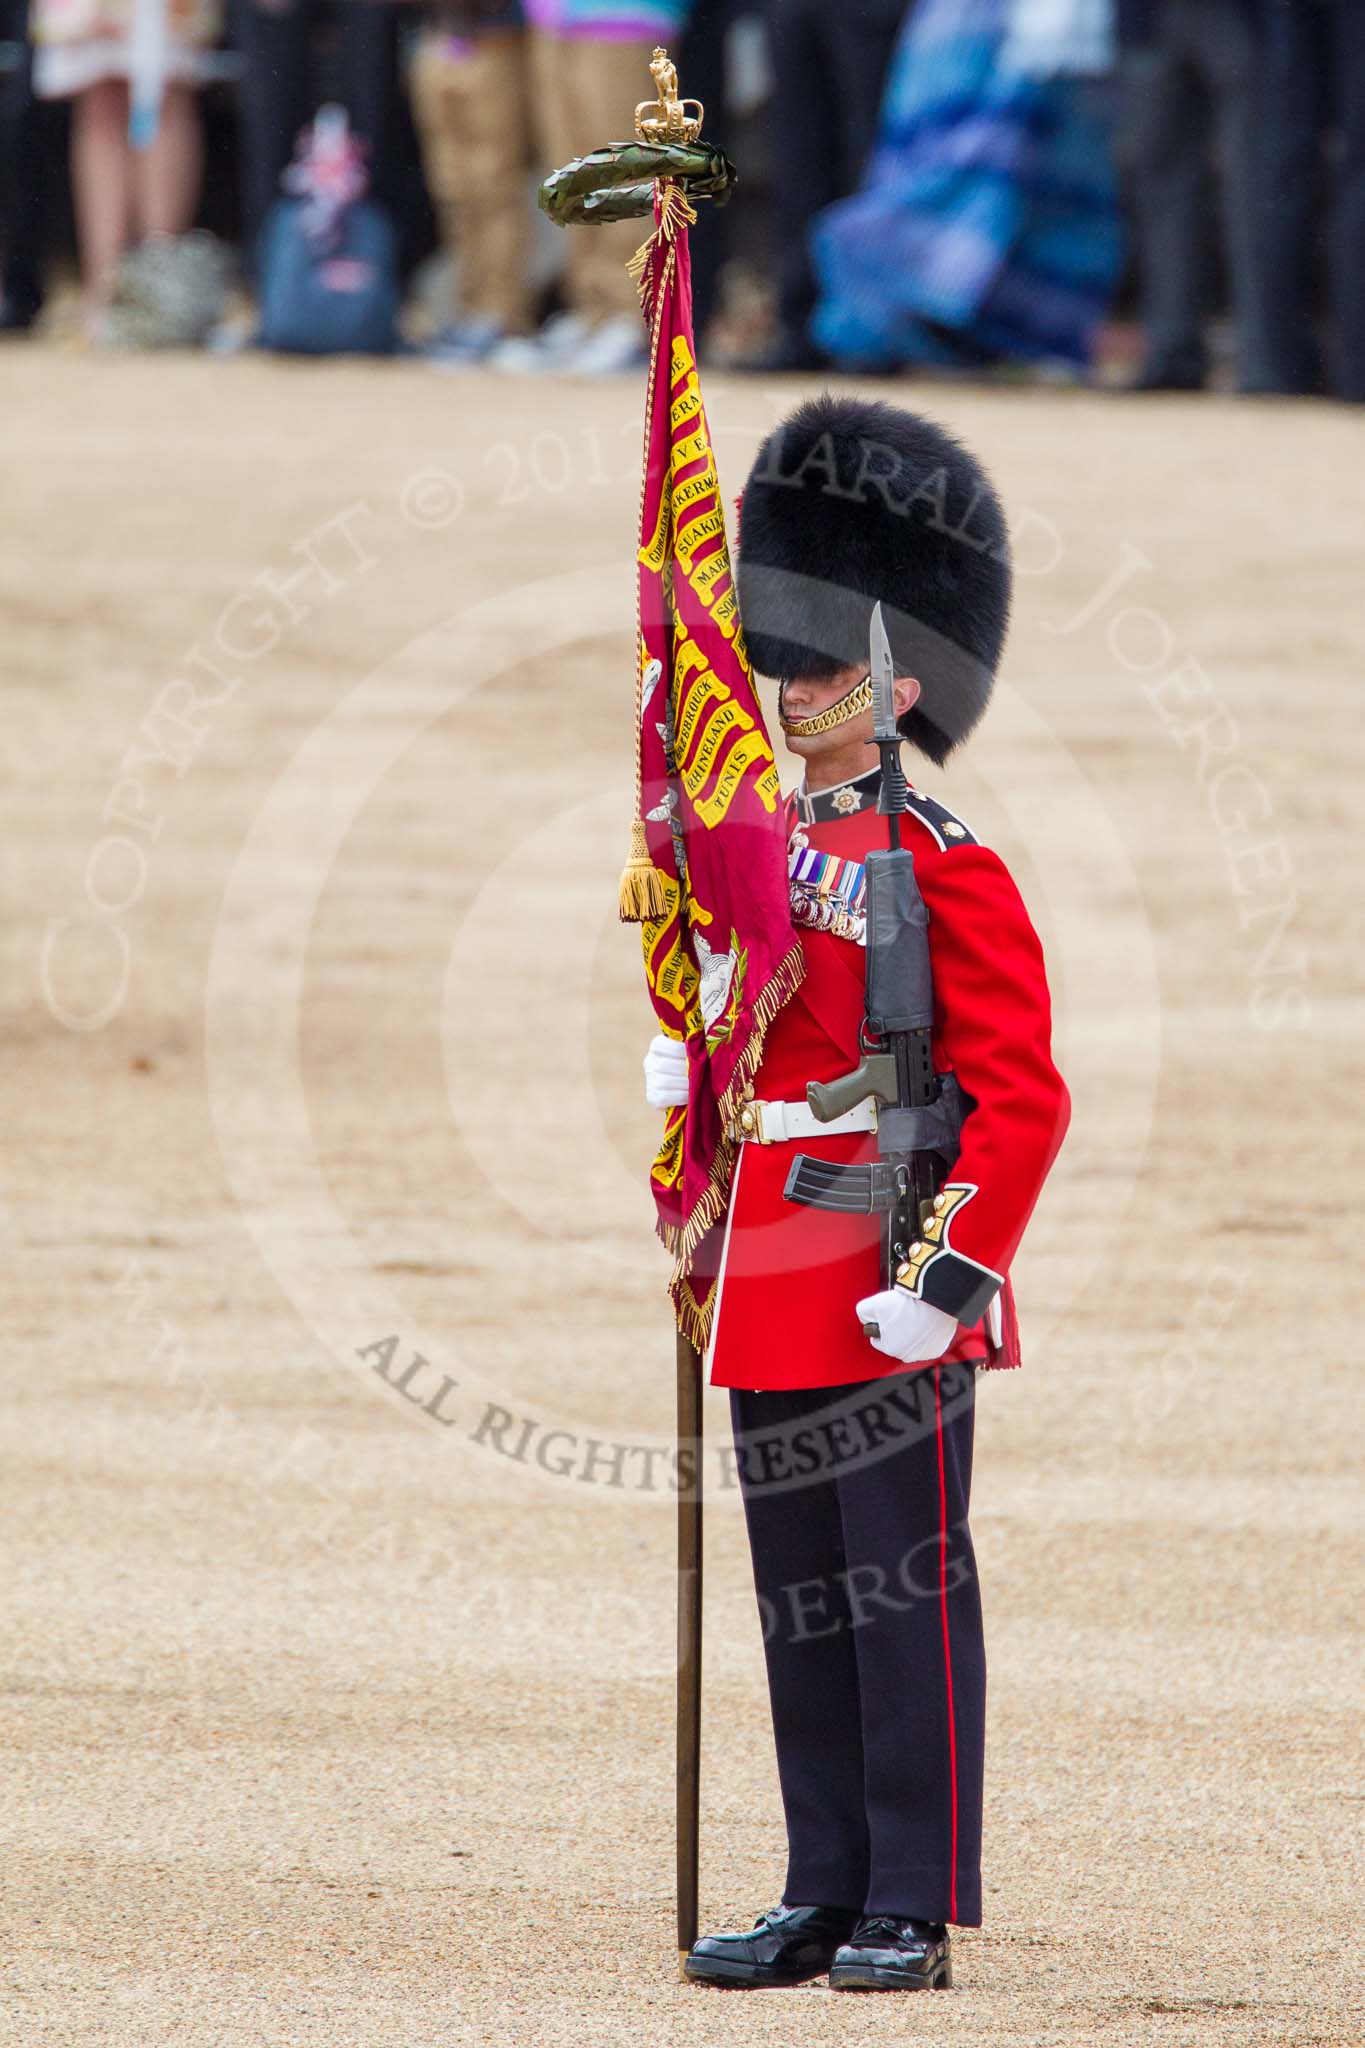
[618,815,671,922]
[625,178,698,306]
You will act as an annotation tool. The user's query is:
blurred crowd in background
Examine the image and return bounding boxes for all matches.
[0,0,1361,397]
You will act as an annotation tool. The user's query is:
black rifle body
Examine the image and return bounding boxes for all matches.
[784,827,969,1329]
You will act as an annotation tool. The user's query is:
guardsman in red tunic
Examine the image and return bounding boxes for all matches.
[643,395,1070,1992]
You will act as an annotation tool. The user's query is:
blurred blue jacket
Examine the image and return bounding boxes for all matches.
[811,0,1122,371]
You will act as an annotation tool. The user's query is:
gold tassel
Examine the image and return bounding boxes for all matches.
[627,180,699,307]
[625,234,653,298]
[618,816,670,923]
[660,180,698,238]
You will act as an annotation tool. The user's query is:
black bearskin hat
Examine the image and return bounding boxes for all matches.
[735,394,1012,765]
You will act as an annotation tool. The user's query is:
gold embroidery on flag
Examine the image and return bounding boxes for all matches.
[683,699,751,794]
[675,468,724,524]
[673,627,709,683]
[670,373,702,433]
[710,584,739,640]
[671,428,708,477]
[696,728,773,827]
[638,488,670,573]
[649,934,699,1018]
[686,546,729,602]
[651,1107,686,1189]
[642,873,701,1023]
[675,503,726,566]
[675,654,723,758]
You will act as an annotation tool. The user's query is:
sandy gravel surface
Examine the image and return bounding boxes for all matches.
[2,350,1361,2048]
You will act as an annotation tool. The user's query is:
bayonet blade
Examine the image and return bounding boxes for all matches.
[869,598,910,819]
[869,601,897,741]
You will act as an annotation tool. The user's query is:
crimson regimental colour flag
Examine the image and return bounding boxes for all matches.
[626,186,804,1350]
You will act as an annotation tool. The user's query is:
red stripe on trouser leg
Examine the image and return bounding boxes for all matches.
[934,1364,959,1922]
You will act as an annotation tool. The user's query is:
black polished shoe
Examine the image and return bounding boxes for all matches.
[828,1915,953,1990]
[0,293,41,336]
[684,1902,861,1987]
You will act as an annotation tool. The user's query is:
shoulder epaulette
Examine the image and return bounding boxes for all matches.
[902,789,978,850]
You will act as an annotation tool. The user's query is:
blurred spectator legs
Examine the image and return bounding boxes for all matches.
[0,1,52,328]
[1119,0,1268,391]
[679,0,735,347]
[487,30,657,371]
[527,30,654,328]
[754,0,904,372]
[136,84,204,236]
[69,83,129,315]
[70,80,204,320]
[410,25,532,350]
[1257,0,1365,401]
[235,0,395,274]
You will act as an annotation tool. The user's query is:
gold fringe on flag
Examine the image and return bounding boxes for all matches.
[626,179,698,310]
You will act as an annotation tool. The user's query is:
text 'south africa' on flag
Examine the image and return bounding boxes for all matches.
[622,184,805,1351]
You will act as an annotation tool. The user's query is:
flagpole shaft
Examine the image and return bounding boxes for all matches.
[676,1326,703,1967]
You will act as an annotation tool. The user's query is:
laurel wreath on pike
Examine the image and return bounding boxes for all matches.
[538,140,737,226]
[539,46,734,225]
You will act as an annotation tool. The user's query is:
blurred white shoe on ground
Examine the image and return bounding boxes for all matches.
[423,316,508,367]
[568,313,647,376]
[490,311,592,373]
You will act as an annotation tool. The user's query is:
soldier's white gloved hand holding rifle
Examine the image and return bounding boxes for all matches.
[643,1032,689,1108]
[854,1285,957,1366]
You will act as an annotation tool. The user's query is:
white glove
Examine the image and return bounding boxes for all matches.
[643,1032,689,1109]
[855,1285,958,1365]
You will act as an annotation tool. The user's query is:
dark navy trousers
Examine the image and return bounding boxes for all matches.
[729,1361,985,1925]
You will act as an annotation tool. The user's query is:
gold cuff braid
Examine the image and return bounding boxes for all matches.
[777,673,873,737]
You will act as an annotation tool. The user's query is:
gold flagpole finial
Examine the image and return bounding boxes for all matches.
[635,48,704,145]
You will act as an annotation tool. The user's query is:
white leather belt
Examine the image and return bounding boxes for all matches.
[730,1095,878,1144]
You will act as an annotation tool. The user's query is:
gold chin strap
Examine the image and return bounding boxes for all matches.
[777,672,874,738]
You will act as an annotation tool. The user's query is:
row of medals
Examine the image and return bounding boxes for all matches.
[787,798,866,944]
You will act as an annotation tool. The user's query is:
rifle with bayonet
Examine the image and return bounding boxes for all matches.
[782,603,971,1340]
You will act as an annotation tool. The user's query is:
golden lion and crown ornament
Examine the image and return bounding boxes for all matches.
[635,47,704,146]
[537,47,735,228]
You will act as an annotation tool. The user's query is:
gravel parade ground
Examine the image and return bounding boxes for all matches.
[3,351,1361,2047]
